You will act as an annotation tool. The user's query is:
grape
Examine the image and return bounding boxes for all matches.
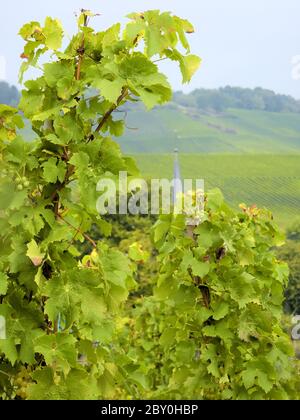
[14,367,31,399]
[19,389,28,399]
[17,184,23,191]
[15,377,23,386]
[23,180,30,188]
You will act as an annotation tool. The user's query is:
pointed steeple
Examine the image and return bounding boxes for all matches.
[173,148,182,205]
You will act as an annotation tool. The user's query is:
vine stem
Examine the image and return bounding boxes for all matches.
[75,11,89,81]
[91,87,128,139]
[0,369,11,377]
[57,214,97,248]
[187,224,211,308]
[49,165,75,218]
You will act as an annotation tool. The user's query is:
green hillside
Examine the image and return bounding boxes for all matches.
[19,102,300,154]
[133,154,300,227]
[17,101,300,227]
[119,106,300,153]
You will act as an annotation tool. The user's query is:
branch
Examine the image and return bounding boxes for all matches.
[187,257,210,308]
[153,57,168,63]
[75,12,89,81]
[0,370,12,378]
[91,87,128,138]
[50,164,75,217]
[57,214,97,248]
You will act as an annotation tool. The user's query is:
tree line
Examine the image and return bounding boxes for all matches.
[0,81,19,106]
[1,81,300,114]
[173,86,300,113]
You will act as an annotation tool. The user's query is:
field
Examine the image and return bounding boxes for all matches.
[120,106,300,154]
[21,105,300,228]
[123,106,300,228]
[133,153,300,228]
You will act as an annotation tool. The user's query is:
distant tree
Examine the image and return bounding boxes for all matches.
[173,91,197,108]
[0,81,20,106]
[173,86,300,113]
[287,219,300,242]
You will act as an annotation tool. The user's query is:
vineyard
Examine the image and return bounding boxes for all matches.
[135,154,300,227]
[0,7,299,402]
[118,107,300,154]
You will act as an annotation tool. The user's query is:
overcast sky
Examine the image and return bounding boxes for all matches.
[1,0,300,98]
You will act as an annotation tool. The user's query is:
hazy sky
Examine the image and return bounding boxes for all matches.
[1,0,300,98]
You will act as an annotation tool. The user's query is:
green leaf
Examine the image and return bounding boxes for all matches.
[241,360,274,394]
[43,268,108,328]
[228,272,258,309]
[54,114,83,143]
[43,17,63,50]
[129,370,149,390]
[165,49,201,83]
[44,133,67,146]
[26,240,45,267]
[34,334,77,375]
[128,242,149,263]
[42,157,66,183]
[212,302,229,321]
[94,78,124,104]
[19,21,42,40]
[0,273,8,295]
[180,55,201,83]
[119,53,172,109]
[0,338,18,365]
[153,218,171,244]
[203,321,234,346]
[28,368,99,400]
[123,20,145,45]
[101,247,132,289]
[206,188,224,211]
[181,250,210,277]
[159,328,176,349]
[44,61,74,88]
[201,344,220,378]
[69,152,89,175]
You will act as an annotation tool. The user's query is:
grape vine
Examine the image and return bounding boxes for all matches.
[0,9,298,400]
[0,9,200,399]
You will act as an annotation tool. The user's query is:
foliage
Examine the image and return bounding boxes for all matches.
[134,153,300,227]
[21,94,300,155]
[281,314,300,361]
[277,241,300,314]
[173,86,300,113]
[114,107,300,155]
[276,220,300,315]
[0,10,200,399]
[107,214,156,297]
[3,83,300,116]
[80,213,157,298]
[0,9,298,401]
[122,193,299,399]
[286,219,300,242]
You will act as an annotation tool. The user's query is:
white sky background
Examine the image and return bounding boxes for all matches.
[1,0,300,98]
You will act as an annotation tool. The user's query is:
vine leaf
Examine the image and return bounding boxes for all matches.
[26,240,45,267]
[34,334,77,375]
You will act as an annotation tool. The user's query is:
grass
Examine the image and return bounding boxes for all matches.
[20,104,300,228]
[120,107,300,154]
[132,154,300,228]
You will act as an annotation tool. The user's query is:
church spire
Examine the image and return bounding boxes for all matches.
[173,148,182,205]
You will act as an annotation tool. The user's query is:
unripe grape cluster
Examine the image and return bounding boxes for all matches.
[16,176,30,191]
[14,367,32,399]
[0,168,30,190]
